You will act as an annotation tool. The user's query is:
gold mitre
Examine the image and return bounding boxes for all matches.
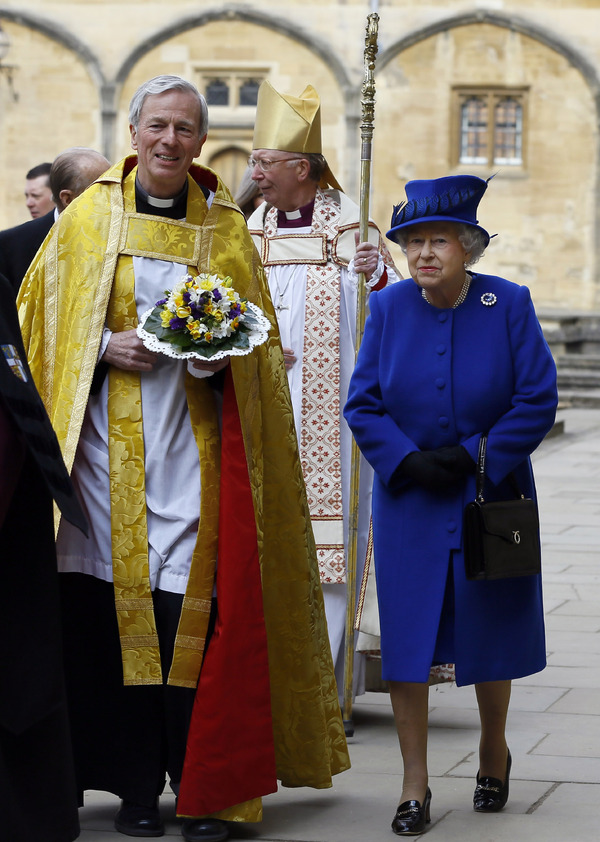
[253,81,342,191]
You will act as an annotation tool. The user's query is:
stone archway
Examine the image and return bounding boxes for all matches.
[377,10,600,306]
[110,9,360,192]
[0,9,106,226]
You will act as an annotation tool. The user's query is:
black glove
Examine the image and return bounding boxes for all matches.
[396,450,462,492]
[433,445,475,476]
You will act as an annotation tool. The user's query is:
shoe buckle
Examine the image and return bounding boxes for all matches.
[476,783,500,794]
[396,805,419,818]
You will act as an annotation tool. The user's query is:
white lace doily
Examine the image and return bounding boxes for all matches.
[137,302,271,361]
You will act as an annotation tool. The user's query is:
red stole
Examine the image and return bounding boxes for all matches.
[177,370,277,815]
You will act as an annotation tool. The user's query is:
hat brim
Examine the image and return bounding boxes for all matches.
[386,216,490,248]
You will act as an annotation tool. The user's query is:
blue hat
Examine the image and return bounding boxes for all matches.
[386,174,491,246]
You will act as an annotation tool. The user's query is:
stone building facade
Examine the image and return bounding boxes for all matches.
[1,0,600,311]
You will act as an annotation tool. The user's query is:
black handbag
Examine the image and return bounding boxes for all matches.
[463,435,541,581]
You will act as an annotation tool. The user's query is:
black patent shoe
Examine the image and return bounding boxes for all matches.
[181,818,229,842]
[473,749,512,812]
[391,787,432,835]
[114,799,164,837]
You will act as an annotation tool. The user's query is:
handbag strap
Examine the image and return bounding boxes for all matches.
[476,435,488,503]
[476,434,524,503]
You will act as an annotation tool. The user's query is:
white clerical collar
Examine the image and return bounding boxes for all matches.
[135,176,187,209]
[146,194,176,208]
[284,209,302,220]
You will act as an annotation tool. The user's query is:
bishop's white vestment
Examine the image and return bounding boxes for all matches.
[249,187,399,695]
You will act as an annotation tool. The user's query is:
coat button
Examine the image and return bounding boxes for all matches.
[439,416,449,428]
[435,378,446,389]
[438,313,448,323]
[436,344,446,355]
[447,521,457,533]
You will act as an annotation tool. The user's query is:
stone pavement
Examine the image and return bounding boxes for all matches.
[77,406,600,841]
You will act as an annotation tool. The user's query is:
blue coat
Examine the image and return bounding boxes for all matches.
[344,273,558,686]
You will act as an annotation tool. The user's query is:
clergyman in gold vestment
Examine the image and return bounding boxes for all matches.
[17,75,349,842]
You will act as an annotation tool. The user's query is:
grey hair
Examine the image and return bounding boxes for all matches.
[302,153,328,184]
[456,224,487,266]
[394,222,488,267]
[50,148,109,207]
[129,75,209,137]
[275,152,327,183]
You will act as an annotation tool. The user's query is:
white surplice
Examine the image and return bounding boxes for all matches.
[265,222,397,695]
[56,256,209,595]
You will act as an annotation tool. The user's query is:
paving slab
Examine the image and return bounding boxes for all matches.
[49,407,600,841]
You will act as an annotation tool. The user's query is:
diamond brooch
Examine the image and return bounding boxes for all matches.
[481,292,497,307]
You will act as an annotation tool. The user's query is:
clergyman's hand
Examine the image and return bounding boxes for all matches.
[282,347,296,370]
[102,330,159,372]
[191,357,230,373]
[353,238,380,282]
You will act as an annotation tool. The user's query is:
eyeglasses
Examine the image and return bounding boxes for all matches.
[248,156,303,173]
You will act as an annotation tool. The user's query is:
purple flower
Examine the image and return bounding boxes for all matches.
[212,289,222,302]
[182,291,192,304]
[169,317,187,330]
[155,297,167,306]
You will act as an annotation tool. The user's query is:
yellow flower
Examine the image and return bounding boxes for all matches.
[199,276,214,291]
[176,305,191,318]
[160,310,173,327]
[186,320,203,339]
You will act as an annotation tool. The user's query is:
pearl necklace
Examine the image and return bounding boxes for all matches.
[421,274,471,309]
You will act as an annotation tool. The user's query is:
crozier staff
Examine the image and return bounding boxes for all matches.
[344,174,557,835]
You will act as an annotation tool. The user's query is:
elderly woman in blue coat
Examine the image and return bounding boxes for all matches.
[344,175,557,835]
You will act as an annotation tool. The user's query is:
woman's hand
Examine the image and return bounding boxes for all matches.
[434,445,475,476]
[398,448,472,491]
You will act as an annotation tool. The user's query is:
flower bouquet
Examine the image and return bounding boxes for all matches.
[137,272,270,361]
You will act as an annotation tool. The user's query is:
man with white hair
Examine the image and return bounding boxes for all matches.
[18,76,348,841]
[248,81,400,707]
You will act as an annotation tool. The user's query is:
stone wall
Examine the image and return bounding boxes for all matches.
[0,1,599,309]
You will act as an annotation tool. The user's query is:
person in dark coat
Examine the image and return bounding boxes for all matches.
[0,271,88,842]
[0,148,109,296]
[344,175,558,835]
[0,210,55,294]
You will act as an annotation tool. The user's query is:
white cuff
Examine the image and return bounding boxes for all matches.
[348,255,385,288]
[98,327,112,362]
